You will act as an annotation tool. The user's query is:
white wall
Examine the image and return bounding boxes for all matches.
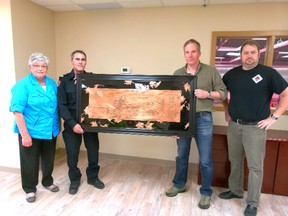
[0,0,19,168]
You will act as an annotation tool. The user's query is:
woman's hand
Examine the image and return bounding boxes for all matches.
[22,133,32,147]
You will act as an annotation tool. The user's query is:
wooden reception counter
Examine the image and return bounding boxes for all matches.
[198,125,288,196]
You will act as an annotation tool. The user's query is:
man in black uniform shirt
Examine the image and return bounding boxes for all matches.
[57,50,105,195]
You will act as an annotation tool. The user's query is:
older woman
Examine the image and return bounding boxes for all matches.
[10,53,60,203]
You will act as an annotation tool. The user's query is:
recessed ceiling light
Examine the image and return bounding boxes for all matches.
[226,52,240,56]
[252,38,267,40]
[218,46,240,51]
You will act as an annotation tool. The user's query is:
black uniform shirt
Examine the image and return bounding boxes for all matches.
[57,70,81,129]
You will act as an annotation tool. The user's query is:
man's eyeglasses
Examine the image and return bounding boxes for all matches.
[32,65,48,69]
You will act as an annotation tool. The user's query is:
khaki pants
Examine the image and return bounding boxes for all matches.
[227,121,266,207]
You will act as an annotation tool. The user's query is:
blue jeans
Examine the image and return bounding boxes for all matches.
[172,112,213,196]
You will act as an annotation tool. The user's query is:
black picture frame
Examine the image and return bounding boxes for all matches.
[76,73,196,137]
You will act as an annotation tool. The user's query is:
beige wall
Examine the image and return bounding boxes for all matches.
[54,3,288,163]
[55,3,288,75]
[11,0,56,81]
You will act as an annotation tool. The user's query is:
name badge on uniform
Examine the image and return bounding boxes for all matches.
[252,74,263,84]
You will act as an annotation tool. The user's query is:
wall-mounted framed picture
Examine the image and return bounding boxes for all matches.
[76,73,196,137]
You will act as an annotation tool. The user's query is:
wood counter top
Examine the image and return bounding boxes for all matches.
[213,125,288,141]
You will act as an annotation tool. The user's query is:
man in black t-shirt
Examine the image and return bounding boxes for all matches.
[219,40,288,216]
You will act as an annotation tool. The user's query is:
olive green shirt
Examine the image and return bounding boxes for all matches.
[174,63,227,112]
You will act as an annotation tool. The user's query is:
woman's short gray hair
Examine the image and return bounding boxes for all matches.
[28,52,49,66]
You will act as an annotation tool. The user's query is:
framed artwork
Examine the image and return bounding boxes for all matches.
[76,73,196,137]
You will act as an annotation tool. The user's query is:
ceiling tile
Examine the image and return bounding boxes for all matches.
[209,0,257,4]
[257,0,288,2]
[29,0,288,11]
[72,0,114,3]
[119,1,163,8]
[117,0,155,2]
[30,0,73,5]
[79,2,122,9]
[162,0,203,6]
[44,5,84,11]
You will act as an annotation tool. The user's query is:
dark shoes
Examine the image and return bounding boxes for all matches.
[45,184,60,192]
[69,182,80,195]
[69,179,104,194]
[26,192,36,203]
[88,178,105,189]
[219,191,243,199]
[165,186,186,197]
[198,195,211,209]
[244,204,257,216]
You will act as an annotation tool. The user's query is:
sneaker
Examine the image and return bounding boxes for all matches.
[198,195,211,209]
[165,186,186,197]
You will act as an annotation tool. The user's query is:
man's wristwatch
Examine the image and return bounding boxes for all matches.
[207,91,211,99]
[271,114,279,120]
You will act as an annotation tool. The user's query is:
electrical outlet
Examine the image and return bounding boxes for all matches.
[121,67,130,74]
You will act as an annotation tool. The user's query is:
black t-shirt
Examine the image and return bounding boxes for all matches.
[223,64,287,121]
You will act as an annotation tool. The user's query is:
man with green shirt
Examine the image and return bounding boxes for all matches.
[166,39,227,209]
